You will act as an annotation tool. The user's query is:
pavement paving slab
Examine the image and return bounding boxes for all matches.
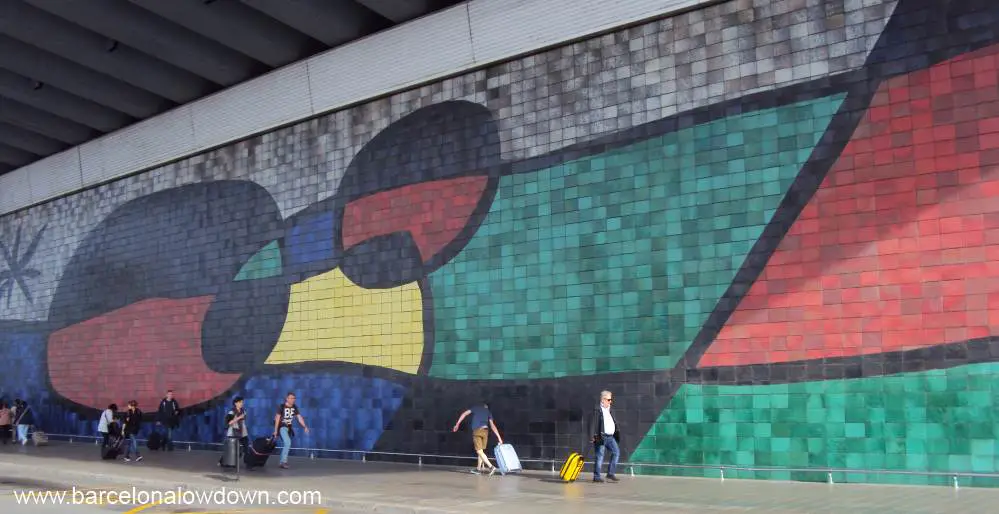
[0,442,996,513]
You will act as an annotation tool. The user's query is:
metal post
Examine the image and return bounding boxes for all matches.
[551,460,555,474]
[310,451,316,460]
[827,472,833,484]
[69,437,73,444]
[720,469,724,481]
[187,444,192,452]
[362,453,366,463]
[953,476,960,489]
[630,465,635,477]
[418,456,423,468]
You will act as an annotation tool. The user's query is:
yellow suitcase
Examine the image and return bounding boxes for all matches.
[559,452,585,482]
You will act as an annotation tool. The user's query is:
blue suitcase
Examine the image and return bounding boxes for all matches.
[494,443,522,475]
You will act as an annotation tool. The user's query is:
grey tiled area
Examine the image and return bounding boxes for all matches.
[0,443,996,514]
[0,0,898,322]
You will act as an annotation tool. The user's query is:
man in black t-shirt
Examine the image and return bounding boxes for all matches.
[272,392,309,469]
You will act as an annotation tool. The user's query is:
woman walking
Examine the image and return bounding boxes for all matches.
[121,401,143,462]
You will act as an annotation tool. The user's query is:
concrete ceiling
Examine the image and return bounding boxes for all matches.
[0,0,463,175]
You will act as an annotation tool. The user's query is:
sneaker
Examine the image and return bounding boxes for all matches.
[123,457,132,462]
[593,477,604,483]
[607,475,619,482]
[470,469,481,475]
[279,463,289,469]
[489,467,496,476]
[136,456,143,462]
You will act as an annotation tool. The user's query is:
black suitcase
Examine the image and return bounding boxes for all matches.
[244,437,275,469]
[146,431,163,451]
[102,435,123,460]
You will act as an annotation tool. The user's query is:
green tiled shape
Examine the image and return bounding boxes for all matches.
[235,241,282,281]
[631,362,999,486]
[428,95,846,379]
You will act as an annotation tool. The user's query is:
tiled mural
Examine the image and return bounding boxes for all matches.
[2,0,999,485]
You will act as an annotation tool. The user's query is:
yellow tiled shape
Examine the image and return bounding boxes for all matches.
[265,267,425,374]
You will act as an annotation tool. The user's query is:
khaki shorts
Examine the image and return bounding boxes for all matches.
[472,427,488,451]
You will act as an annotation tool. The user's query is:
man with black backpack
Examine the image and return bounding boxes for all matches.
[155,389,181,451]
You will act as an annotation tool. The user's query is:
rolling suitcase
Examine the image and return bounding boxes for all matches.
[559,452,585,482]
[102,435,124,460]
[146,431,163,451]
[493,443,522,475]
[220,437,241,469]
[244,437,275,469]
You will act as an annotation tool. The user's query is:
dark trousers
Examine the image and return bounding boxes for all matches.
[0,425,10,444]
[160,426,175,451]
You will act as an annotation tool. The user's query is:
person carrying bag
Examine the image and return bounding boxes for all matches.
[220,397,249,468]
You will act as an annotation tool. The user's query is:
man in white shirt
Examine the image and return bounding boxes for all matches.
[588,390,620,483]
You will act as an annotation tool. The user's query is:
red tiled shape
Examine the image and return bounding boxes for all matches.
[47,297,240,410]
[341,176,489,262]
[700,43,999,368]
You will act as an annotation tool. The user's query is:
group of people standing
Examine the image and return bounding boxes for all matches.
[91,389,309,470]
[97,390,182,462]
[0,399,33,445]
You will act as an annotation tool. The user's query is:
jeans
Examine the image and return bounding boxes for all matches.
[279,426,292,464]
[125,434,139,458]
[16,425,28,444]
[164,426,174,450]
[594,436,620,480]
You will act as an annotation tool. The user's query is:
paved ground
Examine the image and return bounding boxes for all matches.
[0,441,997,513]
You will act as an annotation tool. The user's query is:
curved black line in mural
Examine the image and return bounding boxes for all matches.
[417,276,436,376]
[201,273,293,374]
[339,232,430,289]
[668,79,883,386]
[690,337,999,387]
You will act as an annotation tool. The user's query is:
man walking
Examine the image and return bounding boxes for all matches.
[452,401,503,475]
[156,389,181,451]
[272,392,309,469]
[589,390,620,483]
